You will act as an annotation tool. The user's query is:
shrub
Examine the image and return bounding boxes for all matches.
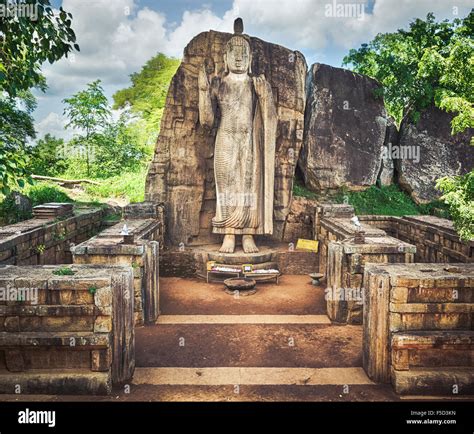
[335,184,450,218]
[0,193,32,225]
[26,183,73,207]
[437,170,474,241]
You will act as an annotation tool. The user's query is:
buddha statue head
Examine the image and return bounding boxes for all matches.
[224,18,252,74]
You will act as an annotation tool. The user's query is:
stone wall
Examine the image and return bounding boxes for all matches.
[274,250,318,274]
[360,215,473,263]
[363,263,474,395]
[72,219,161,325]
[282,197,318,243]
[160,250,198,278]
[145,29,307,246]
[0,264,134,394]
[0,207,105,266]
[315,205,387,276]
[326,237,415,324]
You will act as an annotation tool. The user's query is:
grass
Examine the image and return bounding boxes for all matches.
[78,166,147,203]
[334,185,450,217]
[52,266,75,276]
[293,178,318,199]
[23,183,73,207]
[104,213,122,222]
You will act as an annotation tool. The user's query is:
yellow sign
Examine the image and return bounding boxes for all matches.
[296,239,319,252]
[206,261,216,271]
[242,264,253,273]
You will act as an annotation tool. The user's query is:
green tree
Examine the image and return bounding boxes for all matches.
[343,12,473,132]
[91,112,148,178]
[28,134,68,176]
[0,91,36,194]
[436,172,474,241]
[113,53,180,146]
[344,11,473,241]
[63,80,110,175]
[0,0,77,193]
[0,0,78,97]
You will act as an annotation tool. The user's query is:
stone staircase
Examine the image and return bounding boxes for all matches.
[129,275,399,401]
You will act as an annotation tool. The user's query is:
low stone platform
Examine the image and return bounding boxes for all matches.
[160,243,319,278]
[363,263,474,395]
[206,246,275,265]
[0,264,135,395]
[72,219,161,325]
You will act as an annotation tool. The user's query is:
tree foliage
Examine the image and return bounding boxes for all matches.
[61,81,148,178]
[343,11,473,134]
[0,91,36,194]
[28,133,67,176]
[0,0,78,97]
[113,53,180,141]
[63,80,110,175]
[0,0,77,194]
[437,172,474,241]
[90,112,148,178]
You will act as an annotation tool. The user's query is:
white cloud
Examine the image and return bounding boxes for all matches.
[228,0,473,52]
[166,9,234,57]
[34,112,71,141]
[34,0,473,137]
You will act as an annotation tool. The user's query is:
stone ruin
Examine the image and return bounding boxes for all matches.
[0,204,161,394]
[145,29,307,246]
[146,28,473,253]
[0,20,472,399]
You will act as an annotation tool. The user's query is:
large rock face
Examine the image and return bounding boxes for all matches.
[397,106,474,203]
[299,63,387,193]
[145,30,307,246]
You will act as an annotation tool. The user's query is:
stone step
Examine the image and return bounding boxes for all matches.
[207,248,275,265]
[117,383,399,402]
[133,367,374,386]
[0,383,404,402]
[0,369,111,395]
[391,367,474,395]
[135,323,362,368]
[156,315,330,324]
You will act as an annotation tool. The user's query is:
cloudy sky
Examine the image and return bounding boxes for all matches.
[35,0,472,140]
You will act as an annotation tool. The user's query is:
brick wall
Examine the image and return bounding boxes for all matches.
[363,263,474,395]
[0,208,105,266]
[360,215,473,263]
[0,264,134,394]
[73,219,161,325]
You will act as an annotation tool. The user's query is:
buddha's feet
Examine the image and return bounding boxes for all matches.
[219,234,235,253]
[242,235,259,253]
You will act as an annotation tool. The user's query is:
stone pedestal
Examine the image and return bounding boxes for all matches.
[72,219,161,325]
[363,263,474,394]
[326,236,415,324]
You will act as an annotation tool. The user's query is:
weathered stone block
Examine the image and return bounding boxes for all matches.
[94,316,112,333]
[300,63,387,193]
[397,105,474,203]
